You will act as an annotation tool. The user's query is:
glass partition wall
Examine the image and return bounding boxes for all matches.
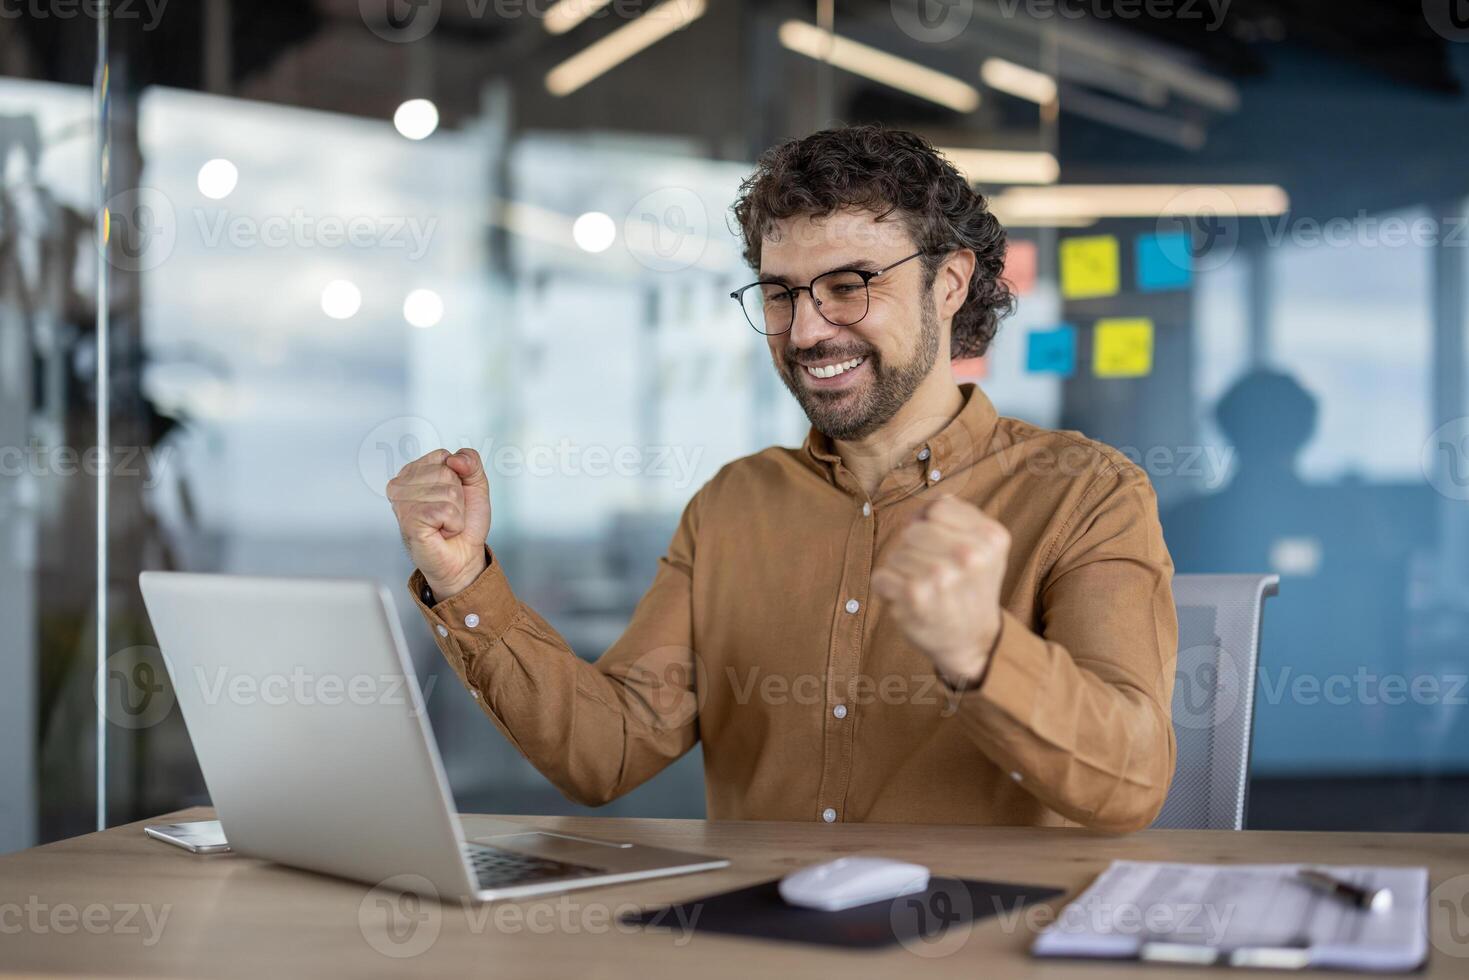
[4,1,1468,850]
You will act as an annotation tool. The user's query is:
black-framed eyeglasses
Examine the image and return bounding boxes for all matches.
[729,248,937,336]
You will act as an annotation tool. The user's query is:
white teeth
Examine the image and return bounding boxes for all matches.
[806,356,865,379]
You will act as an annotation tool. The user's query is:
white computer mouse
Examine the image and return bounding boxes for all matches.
[778,856,931,911]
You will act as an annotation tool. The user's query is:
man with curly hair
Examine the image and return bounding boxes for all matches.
[389,125,1179,833]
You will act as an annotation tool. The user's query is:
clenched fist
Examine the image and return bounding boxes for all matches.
[387,448,491,600]
[870,496,1010,690]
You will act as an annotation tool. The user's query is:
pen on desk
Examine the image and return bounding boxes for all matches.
[1296,868,1393,913]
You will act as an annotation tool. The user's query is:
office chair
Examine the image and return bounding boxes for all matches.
[1151,574,1280,831]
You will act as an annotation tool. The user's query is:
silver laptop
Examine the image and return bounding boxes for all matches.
[138,571,728,902]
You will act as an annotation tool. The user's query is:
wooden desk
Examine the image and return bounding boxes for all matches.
[1,807,1465,978]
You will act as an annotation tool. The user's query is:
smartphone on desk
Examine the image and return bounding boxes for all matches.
[144,820,231,854]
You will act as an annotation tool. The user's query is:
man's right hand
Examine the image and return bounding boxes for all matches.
[387,448,491,601]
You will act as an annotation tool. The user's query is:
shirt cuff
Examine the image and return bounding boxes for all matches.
[407,545,521,646]
[937,616,1004,694]
[946,607,1052,733]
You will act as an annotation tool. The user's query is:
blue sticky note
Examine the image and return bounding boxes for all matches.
[1136,231,1193,291]
[1026,325,1077,377]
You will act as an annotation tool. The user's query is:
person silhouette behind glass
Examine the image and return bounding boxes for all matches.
[1163,370,1394,782]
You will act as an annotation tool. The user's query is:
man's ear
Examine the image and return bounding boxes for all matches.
[935,248,977,322]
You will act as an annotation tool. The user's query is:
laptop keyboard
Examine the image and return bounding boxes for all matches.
[463,842,604,890]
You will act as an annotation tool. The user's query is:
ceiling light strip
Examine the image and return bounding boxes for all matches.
[778,20,981,114]
[546,0,708,97]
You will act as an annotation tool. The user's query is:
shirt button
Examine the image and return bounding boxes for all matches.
[472,690,482,700]
[862,501,872,517]
[844,598,860,614]
[464,613,481,628]
[1011,771,1024,782]
[821,808,837,823]
[917,447,931,461]
[833,704,848,719]
[929,468,941,482]
[435,625,448,638]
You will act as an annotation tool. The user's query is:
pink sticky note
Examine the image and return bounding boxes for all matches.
[951,356,988,382]
[1004,240,1037,295]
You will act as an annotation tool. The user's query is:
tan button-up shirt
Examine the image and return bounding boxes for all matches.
[411,382,1178,832]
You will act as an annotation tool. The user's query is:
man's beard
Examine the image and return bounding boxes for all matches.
[777,296,942,442]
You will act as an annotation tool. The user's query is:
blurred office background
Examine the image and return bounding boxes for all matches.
[3,0,1469,851]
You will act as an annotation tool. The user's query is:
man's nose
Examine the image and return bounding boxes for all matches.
[789,290,839,349]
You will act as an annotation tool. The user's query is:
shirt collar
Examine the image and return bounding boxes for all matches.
[801,381,1000,490]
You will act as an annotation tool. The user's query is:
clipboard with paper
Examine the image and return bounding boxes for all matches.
[1032,860,1429,972]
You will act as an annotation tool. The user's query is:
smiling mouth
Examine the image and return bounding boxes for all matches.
[803,355,867,380]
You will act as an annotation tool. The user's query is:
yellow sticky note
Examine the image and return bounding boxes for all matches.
[1060,235,1120,300]
[1094,319,1154,378]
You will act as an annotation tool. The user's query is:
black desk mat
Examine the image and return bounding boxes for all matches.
[622,876,1066,950]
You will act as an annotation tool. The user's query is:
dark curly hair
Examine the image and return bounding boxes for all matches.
[730,125,1015,359]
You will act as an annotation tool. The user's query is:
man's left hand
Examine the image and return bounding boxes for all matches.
[870,497,1010,689]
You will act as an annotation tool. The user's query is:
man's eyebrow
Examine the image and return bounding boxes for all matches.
[758,258,881,284]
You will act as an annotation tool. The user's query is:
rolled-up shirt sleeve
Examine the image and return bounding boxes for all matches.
[408,489,706,807]
[951,467,1179,833]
